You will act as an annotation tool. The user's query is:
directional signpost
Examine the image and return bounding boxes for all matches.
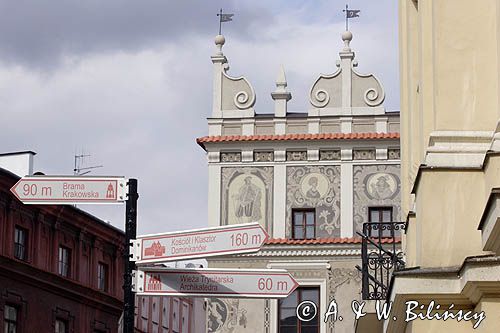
[134,267,299,298]
[10,175,299,332]
[10,176,127,204]
[131,223,268,264]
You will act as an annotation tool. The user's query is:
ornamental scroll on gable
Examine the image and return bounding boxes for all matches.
[309,31,385,116]
[221,71,256,114]
[211,34,256,119]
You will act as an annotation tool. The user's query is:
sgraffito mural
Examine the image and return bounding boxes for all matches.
[353,165,401,233]
[327,266,363,332]
[221,167,273,233]
[286,166,341,237]
[206,298,264,333]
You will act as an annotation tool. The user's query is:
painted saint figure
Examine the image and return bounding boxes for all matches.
[234,176,262,222]
[207,299,226,332]
[306,176,321,199]
[371,175,393,199]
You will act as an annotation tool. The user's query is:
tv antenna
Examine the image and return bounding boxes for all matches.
[74,153,103,176]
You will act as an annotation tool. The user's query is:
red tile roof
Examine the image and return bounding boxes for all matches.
[265,237,400,245]
[196,132,399,149]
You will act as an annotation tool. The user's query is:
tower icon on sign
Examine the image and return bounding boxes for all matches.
[106,183,115,199]
[147,274,162,291]
[144,241,166,257]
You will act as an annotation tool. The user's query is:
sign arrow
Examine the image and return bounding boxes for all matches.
[135,267,299,298]
[132,223,269,264]
[10,176,127,204]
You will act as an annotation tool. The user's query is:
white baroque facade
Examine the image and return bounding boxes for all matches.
[197,31,400,333]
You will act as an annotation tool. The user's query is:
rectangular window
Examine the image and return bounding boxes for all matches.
[172,298,180,333]
[58,246,71,277]
[14,227,27,261]
[55,319,67,333]
[181,301,190,332]
[278,287,319,333]
[292,209,315,240]
[4,304,18,333]
[161,296,170,332]
[97,262,108,291]
[368,207,393,237]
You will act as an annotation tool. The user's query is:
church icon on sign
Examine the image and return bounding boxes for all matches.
[106,183,115,199]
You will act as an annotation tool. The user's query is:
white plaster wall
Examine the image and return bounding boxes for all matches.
[207,164,221,228]
[340,163,354,237]
[273,164,286,238]
[0,153,34,177]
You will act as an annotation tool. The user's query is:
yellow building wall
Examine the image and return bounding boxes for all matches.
[404,318,476,333]
[431,0,500,131]
[484,155,500,197]
[399,0,421,216]
[401,298,499,332]
[399,0,500,267]
[474,298,500,332]
[395,1,500,333]
[415,170,486,266]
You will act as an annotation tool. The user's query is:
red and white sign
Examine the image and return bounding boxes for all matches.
[135,267,299,298]
[10,176,127,204]
[132,223,269,264]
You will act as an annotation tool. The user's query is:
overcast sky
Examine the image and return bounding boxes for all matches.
[0,0,399,235]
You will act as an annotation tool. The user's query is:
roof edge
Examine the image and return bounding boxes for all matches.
[196,132,400,150]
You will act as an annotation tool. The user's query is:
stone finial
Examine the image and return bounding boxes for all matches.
[214,34,225,56]
[271,66,292,117]
[211,34,228,120]
[341,30,353,51]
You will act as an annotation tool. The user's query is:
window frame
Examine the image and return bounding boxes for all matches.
[368,206,393,238]
[97,262,108,292]
[368,206,393,223]
[54,318,68,333]
[278,287,320,333]
[58,246,71,278]
[13,226,28,261]
[4,304,18,333]
[292,209,316,240]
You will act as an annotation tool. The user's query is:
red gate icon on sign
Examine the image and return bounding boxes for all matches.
[144,241,166,257]
[147,274,162,291]
[106,183,114,199]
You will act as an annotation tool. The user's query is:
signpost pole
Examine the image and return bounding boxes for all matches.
[123,178,138,333]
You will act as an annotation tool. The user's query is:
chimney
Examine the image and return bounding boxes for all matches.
[0,151,36,177]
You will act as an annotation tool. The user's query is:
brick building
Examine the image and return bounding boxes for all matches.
[0,158,125,332]
[133,291,206,332]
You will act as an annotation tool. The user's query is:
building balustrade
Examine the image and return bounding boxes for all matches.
[356,222,406,300]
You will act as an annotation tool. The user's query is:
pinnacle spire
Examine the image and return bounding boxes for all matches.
[275,65,287,92]
[271,65,292,117]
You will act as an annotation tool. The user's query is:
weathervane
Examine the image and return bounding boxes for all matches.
[343,4,360,31]
[217,8,234,35]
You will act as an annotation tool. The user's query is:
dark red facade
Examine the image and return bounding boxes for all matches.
[0,168,125,332]
[135,295,198,333]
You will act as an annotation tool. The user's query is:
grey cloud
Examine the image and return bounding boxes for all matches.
[0,0,399,235]
[0,0,273,69]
